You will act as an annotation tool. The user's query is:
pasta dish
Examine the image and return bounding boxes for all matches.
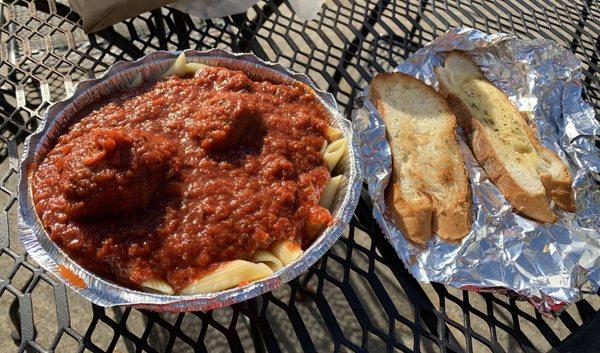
[31,54,347,295]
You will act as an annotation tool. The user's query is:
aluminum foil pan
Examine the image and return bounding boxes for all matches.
[354,27,600,315]
[19,49,362,311]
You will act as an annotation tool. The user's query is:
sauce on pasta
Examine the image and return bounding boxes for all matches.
[32,67,333,291]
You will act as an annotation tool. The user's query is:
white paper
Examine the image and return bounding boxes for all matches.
[171,0,326,20]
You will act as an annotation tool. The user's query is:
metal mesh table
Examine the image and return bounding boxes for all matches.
[1,1,599,352]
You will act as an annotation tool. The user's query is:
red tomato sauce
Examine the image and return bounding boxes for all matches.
[58,265,86,289]
[32,67,333,291]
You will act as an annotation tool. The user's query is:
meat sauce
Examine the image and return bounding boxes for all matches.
[32,67,333,291]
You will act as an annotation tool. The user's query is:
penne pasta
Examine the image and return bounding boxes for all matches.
[323,138,348,171]
[142,279,175,295]
[324,126,343,141]
[270,240,303,265]
[306,221,325,240]
[320,175,343,210]
[180,260,273,295]
[163,52,187,77]
[129,72,143,88]
[183,62,210,74]
[32,53,346,296]
[251,250,284,271]
[164,54,211,78]
[320,140,328,154]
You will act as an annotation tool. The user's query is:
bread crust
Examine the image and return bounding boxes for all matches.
[444,94,558,223]
[521,123,576,212]
[436,51,575,222]
[385,179,433,244]
[372,72,473,244]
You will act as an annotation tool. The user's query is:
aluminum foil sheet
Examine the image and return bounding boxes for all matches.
[353,27,600,315]
[19,49,363,311]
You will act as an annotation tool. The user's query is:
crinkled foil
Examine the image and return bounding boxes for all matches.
[353,28,600,315]
[19,49,362,311]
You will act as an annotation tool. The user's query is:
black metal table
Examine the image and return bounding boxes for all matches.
[1,1,599,352]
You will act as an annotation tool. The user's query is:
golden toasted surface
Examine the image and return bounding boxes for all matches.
[371,72,472,244]
[436,51,575,223]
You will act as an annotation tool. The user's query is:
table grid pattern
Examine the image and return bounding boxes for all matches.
[0,1,598,353]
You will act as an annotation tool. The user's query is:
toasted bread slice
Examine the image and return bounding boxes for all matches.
[435,51,575,223]
[371,72,473,244]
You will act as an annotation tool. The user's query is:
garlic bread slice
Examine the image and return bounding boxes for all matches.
[435,51,574,223]
[371,72,473,244]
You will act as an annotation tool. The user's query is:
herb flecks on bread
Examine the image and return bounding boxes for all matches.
[435,51,575,223]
